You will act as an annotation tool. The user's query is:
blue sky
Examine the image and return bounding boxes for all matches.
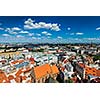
[0,16,100,43]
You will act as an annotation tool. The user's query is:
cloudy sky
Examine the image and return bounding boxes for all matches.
[0,16,100,43]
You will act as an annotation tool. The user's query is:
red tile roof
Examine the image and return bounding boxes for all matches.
[77,63,100,76]
[15,76,21,83]
[11,59,24,65]
[34,64,59,80]
[0,63,59,83]
[23,67,31,73]
[21,76,27,80]
[85,67,97,76]
[34,64,52,79]
[51,65,59,74]
[29,58,34,61]
[78,63,85,68]
[15,68,23,77]
[8,75,15,80]
[30,61,34,64]
[97,70,100,76]
[11,60,19,65]
[0,70,8,83]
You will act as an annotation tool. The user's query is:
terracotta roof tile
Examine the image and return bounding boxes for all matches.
[34,64,59,80]
[34,64,52,79]
[85,65,100,76]
[51,65,59,74]
[15,76,21,83]
[0,70,8,83]
[29,58,34,61]
[15,68,23,77]
[30,61,34,64]
[96,70,100,76]
[23,67,31,73]
[21,76,27,80]
[78,63,85,68]
[77,63,100,77]
[11,59,24,65]
[8,75,15,80]
[11,60,19,65]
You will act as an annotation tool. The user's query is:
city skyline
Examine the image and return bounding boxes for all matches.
[0,16,100,43]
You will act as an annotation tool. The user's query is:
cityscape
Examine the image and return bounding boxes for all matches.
[0,16,100,83]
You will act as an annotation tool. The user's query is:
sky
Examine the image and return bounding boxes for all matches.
[0,16,100,43]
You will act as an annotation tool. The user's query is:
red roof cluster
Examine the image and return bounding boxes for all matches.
[34,64,59,80]
[10,59,24,65]
[0,67,32,83]
[0,63,59,83]
[78,63,100,77]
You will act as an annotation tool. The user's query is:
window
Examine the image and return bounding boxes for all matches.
[93,74,95,76]
[93,70,95,72]
[89,68,91,70]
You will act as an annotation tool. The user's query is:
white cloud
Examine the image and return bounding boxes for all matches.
[12,32,17,34]
[5,27,21,34]
[5,28,10,31]
[24,18,35,25]
[0,27,4,30]
[5,28,17,34]
[86,38,100,41]
[24,25,33,29]
[46,33,52,36]
[36,33,41,36]
[5,28,11,32]
[24,18,61,31]
[76,32,84,35]
[42,31,52,36]
[67,27,71,30]
[42,31,48,34]
[16,35,24,38]
[19,30,29,33]
[32,37,36,39]
[51,24,60,31]
[66,32,83,35]
[57,36,62,39]
[12,27,21,31]
[2,34,10,37]
[96,27,100,30]
[28,33,34,36]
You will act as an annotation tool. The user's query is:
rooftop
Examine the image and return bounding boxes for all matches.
[34,64,59,80]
